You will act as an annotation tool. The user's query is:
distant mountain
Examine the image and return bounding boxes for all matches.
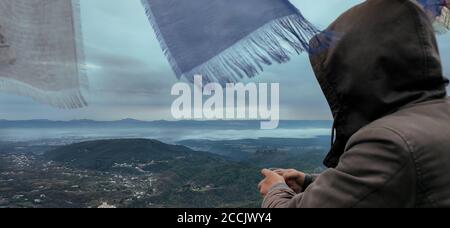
[0,119,332,130]
[179,137,330,163]
[248,149,326,172]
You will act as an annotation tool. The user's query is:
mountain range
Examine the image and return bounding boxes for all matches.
[0,119,333,129]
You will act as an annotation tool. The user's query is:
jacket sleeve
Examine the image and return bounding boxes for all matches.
[262,127,417,208]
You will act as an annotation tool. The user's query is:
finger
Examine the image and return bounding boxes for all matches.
[261,169,273,177]
[274,170,284,175]
[274,169,287,175]
[278,169,294,178]
[258,180,268,196]
[283,172,296,179]
[258,179,265,191]
[261,190,267,197]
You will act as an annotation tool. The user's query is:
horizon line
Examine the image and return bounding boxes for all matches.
[0,118,333,122]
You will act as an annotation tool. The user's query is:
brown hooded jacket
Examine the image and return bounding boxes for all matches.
[263,0,450,208]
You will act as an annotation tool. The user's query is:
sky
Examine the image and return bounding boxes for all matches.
[0,0,449,121]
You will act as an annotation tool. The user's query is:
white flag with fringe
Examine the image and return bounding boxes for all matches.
[0,0,87,109]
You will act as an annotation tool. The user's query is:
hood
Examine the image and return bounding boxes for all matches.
[309,0,449,168]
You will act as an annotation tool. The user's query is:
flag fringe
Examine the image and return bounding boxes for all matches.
[142,0,319,84]
[433,6,450,34]
[71,0,89,106]
[438,6,450,29]
[0,77,87,109]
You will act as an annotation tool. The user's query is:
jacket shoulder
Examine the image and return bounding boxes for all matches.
[346,125,413,162]
[359,99,450,207]
[361,99,450,154]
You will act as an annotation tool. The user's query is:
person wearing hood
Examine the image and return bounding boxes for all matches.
[259,0,450,208]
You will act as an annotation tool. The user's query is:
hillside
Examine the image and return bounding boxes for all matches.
[44,139,220,171]
[178,137,329,172]
[43,139,262,208]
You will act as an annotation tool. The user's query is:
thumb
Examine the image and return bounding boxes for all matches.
[261,169,276,177]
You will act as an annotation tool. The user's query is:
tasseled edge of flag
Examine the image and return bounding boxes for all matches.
[72,0,89,107]
[0,0,88,109]
[183,14,320,84]
[435,6,450,33]
[141,0,319,84]
[0,78,87,109]
[416,0,450,33]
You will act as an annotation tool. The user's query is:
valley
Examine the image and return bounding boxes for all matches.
[0,137,328,208]
[0,120,330,208]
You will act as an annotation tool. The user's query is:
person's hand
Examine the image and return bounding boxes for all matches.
[274,169,306,194]
[258,169,285,197]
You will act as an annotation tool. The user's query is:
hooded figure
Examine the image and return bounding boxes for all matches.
[261,0,450,208]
